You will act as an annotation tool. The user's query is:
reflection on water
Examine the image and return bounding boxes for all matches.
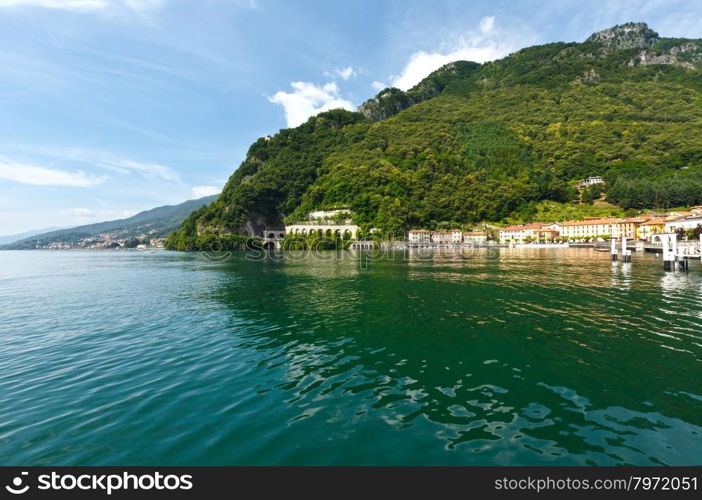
[0,249,700,465]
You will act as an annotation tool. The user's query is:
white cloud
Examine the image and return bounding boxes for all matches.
[60,207,137,224]
[23,147,181,183]
[479,15,495,34]
[96,158,180,182]
[389,15,517,90]
[0,159,107,187]
[0,0,165,12]
[371,81,387,92]
[191,185,220,198]
[335,66,356,80]
[324,66,357,81]
[268,81,355,128]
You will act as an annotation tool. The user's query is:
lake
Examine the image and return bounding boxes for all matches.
[0,248,700,465]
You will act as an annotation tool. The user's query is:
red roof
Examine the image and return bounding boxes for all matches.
[500,223,546,231]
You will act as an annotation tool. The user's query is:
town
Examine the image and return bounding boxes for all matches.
[40,235,167,250]
[277,207,702,248]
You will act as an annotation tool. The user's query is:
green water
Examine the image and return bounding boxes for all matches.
[0,248,700,465]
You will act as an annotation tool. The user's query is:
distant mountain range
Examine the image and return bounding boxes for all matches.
[3,195,218,250]
[0,227,66,245]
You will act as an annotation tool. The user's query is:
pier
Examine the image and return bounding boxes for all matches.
[650,233,702,271]
[598,234,702,271]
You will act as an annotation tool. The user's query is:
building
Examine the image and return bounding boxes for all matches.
[286,224,359,238]
[451,229,463,244]
[612,218,645,240]
[535,228,560,241]
[556,217,645,241]
[637,218,665,241]
[286,209,358,239]
[149,238,167,248]
[431,231,452,245]
[579,176,605,188]
[463,230,487,245]
[557,217,618,240]
[665,214,702,233]
[498,222,551,243]
[408,229,431,245]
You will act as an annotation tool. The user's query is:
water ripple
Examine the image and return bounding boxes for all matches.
[0,249,700,465]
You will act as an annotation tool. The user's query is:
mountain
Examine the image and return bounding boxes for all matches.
[358,61,482,121]
[167,22,702,250]
[0,227,66,245]
[5,195,218,250]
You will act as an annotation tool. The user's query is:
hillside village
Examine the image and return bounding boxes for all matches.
[408,208,702,246]
[42,235,167,250]
[278,207,702,248]
[493,209,702,244]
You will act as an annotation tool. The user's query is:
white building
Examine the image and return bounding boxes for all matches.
[408,229,431,245]
[499,223,547,243]
[451,229,463,244]
[579,176,605,188]
[557,218,617,240]
[463,231,487,244]
[665,214,702,233]
[431,231,452,245]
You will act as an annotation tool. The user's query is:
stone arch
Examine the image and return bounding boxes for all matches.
[267,232,275,239]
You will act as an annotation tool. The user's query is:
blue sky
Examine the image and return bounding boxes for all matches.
[1,0,701,235]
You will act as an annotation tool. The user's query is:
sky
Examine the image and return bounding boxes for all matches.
[1,0,702,235]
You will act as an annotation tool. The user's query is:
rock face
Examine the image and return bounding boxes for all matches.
[358,61,481,121]
[586,22,701,70]
[670,42,702,57]
[358,87,416,121]
[586,22,659,49]
[628,51,695,70]
[578,68,601,84]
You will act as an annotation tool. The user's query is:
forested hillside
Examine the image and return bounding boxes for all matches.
[167,22,702,250]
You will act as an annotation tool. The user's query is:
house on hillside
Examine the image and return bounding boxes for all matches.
[578,176,605,189]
